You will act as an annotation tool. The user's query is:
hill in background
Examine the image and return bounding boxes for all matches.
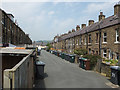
[33,40,52,46]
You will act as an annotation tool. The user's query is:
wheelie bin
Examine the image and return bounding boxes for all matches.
[79,58,90,70]
[69,54,75,63]
[110,66,120,85]
[36,61,45,79]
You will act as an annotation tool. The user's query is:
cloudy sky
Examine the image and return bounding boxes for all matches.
[1,0,119,41]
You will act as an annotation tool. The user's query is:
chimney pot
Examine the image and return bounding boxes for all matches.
[114,3,120,17]
[68,31,71,34]
[100,12,103,15]
[81,24,86,29]
[88,20,94,26]
[99,12,105,21]
[72,29,75,32]
[76,25,80,31]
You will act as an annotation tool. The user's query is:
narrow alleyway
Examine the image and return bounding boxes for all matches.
[35,50,111,88]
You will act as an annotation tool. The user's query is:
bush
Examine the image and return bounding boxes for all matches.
[74,48,87,56]
[83,54,102,69]
[102,59,118,65]
[46,43,52,51]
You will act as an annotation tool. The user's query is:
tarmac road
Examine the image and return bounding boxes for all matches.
[35,50,112,88]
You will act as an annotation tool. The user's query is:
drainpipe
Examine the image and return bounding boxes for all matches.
[85,29,88,51]
[74,36,75,50]
[118,26,120,66]
[98,21,102,56]
[99,28,101,56]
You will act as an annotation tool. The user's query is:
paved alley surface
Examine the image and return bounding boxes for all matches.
[35,50,112,88]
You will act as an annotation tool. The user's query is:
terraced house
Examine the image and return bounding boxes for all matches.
[52,3,120,61]
[0,9,32,46]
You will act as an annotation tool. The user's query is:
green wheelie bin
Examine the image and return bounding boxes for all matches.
[61,52,65,59]
[69,54,75,63]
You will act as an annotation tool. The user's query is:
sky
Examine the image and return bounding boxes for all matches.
[1,0,119,41]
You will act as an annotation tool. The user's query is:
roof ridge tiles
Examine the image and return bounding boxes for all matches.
[59,15,119,41]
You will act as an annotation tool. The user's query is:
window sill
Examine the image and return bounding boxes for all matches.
[102,42,107,44]
[88,43,91,45]
[114,42,120,44]
[95,43,99,44]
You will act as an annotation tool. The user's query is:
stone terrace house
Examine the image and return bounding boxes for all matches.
[0,9,32,46]
[52,3,120,60]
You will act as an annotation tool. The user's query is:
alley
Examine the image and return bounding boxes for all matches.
[35,50,111,88]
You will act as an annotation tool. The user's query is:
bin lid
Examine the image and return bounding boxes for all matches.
[69,54,75,56]
[79,57,87,60]
[110,66,120,70]
[36,61,45,65]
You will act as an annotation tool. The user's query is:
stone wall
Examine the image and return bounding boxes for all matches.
[94,60,111,77]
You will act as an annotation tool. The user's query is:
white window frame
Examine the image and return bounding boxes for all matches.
[88,34,92,44]
[103,49,107,58]
[73,39,74,45]
[79,36,82,45]
[109,50,111,59]
[116,53,119,60]
[84,37,86,45]
[89,48,91,54]
[103,32,107,43]
[115,30,119,43]
[96,33,99,43]
[76,39,78,45]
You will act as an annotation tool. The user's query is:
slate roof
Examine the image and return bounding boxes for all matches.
[59,15,120,41]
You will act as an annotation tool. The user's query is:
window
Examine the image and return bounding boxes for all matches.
[89,34,92,43]
[111,52,114,59]
[116,53,119,60]
[96,33,99,43]
[116,30,119,42]
[73,39,74,45]
[103,32,107,43]
[109,50,111,59]
[76,39,78,45]
[79,36,82,45]
[96,51,98,55]
[103,49,107,58]
[84,36,86,45]
[1,16,4,25]
[89,48,91,54]
[70,40,72,46]
[92,50,94,54]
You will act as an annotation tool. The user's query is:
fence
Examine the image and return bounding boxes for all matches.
[3,50,35,88]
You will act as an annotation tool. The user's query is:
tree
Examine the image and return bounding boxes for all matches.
[46,42,52,51]
[74,48,88,56]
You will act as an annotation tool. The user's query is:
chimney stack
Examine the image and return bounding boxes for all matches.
[72,29,75,32]
[7,13,14,22]
[81,24,86,29]
[99,12,105,21]
[114,2,120,17]
[88,20,94,26]
[68,31,71,34]
[76,25,80,31]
